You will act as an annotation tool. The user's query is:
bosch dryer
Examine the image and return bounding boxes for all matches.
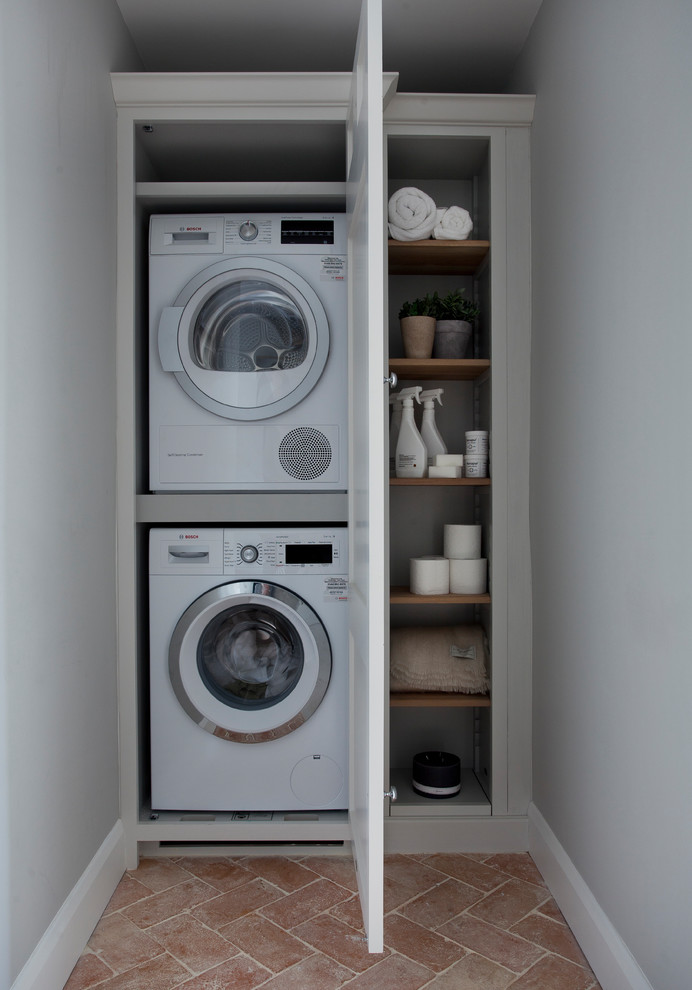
[148,214,348,491]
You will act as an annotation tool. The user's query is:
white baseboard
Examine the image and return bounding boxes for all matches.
[528,803,653,990]
[11,820,126,990]
[385,815,529,853]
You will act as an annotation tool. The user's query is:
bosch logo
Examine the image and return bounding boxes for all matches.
[178,534,199,540]
[183,227,202,231]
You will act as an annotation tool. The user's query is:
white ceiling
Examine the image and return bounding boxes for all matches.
[114,0,544,93]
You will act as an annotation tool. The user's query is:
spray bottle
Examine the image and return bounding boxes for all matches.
[395,386,427,478]
[389,391,404,476]
[420,388,447,467]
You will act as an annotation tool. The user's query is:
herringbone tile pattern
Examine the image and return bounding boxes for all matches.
[64,853,602,989]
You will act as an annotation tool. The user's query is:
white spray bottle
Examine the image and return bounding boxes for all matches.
[389,391,404,476]
[395,386,427,478]
[420,388,447,467]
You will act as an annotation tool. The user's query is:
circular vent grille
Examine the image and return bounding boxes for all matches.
[278,428,332,480]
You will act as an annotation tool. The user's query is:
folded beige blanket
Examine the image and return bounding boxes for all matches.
[390,625,489,694]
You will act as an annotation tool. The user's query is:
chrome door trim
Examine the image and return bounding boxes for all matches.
[168,580,331,743]
[169,258,330,421]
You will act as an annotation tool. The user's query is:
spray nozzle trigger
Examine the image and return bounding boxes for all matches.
[420,388,444,407]
[397,386,423,406]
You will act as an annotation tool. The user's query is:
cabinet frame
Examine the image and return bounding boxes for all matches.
[113,75,534,868]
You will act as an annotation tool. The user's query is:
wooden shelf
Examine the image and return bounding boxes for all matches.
[389,358,490,381]
[390,477,490,487]
[390,587,490,605]
[390,692,490,708]
[388,239,490,275]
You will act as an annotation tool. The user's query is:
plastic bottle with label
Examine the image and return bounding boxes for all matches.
[419,388,447,467]
[389,391,404,476]
[395,386,427,478]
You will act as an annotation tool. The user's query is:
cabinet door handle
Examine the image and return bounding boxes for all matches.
[384,373,398,388]
[383,786,398,802]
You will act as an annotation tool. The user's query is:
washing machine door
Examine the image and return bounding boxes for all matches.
[158,258,329,421]
[168,581,331,743]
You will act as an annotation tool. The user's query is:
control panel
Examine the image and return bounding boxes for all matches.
[223,529,343,573]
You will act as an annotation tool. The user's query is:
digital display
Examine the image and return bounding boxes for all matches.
[281,221,335,244]
[285,543,333,564]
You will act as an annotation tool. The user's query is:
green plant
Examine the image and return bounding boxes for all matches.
[432,288,480,322]
[398,293,437,319]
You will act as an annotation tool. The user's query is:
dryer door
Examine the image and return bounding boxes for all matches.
[159,258,330,421]
[169,581,331,742]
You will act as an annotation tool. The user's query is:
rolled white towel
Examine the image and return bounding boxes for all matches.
[388,186,437,241]
[433,205,474,240]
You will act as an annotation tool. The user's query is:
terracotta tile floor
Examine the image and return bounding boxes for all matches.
[64,852,602,989]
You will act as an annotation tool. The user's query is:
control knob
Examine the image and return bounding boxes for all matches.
[240,544,259,564]
[238,221,259,242]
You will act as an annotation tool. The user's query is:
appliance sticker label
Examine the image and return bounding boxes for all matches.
[320,257,346,281]
[324,577,348,601]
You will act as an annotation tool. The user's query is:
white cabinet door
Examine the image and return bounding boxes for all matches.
[346,0,387,954]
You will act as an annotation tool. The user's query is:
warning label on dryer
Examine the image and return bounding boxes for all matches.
[324,577,348,602]
[320,256,346,281]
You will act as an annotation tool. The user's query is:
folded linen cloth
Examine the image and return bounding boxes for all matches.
[433,205,474,240]
[388,186,437,241]
[389,624,489,694]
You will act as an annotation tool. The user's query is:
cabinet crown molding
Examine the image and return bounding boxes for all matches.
[385,92,535,127]
[111,72,354,111]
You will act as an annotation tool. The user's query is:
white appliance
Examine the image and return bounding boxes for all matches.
[149,527,349,811]
[148,213,348,492]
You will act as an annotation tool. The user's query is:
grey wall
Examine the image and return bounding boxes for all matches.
[512,2,692,987]
[0,1,140,984]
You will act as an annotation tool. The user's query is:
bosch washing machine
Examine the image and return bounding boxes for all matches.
[149,527,349,811]
[148,214,348,492]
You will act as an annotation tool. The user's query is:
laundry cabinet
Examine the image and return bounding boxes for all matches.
[112,0,533,954]
[112,71,360,860]
[383,95,534,855]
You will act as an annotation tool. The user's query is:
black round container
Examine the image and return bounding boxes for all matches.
[412,751,461,798]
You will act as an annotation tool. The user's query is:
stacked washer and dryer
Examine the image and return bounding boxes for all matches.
[148,214,349,813]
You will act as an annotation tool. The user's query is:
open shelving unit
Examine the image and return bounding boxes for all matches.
[382,101,533,845]
[386,202,493,820]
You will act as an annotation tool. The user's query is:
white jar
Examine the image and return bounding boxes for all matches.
[465,454,488,478]
[465,430,489,455]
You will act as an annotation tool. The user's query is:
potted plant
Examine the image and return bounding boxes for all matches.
[398,293,437,358]
[431,289,480,358]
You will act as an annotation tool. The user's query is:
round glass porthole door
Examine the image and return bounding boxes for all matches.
[168,581,331,743]
[171,258,330,421]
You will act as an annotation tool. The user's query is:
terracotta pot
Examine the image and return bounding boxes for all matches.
[433,319,472,358]
[400,316,436,359]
